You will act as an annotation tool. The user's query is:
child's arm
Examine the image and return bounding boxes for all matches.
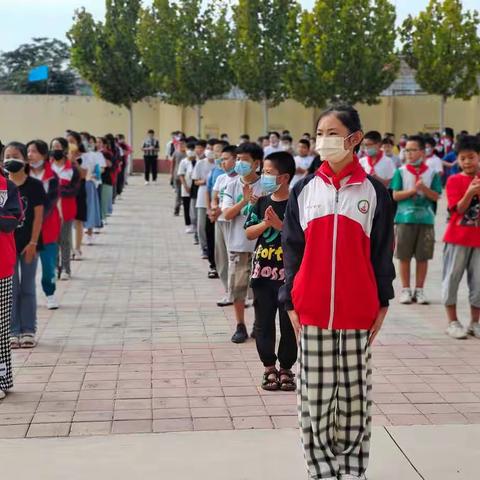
[455,178,480,215]
[392,188,416,201]
[223,197,248,221]
[245,221,269,240]
[223,183,250,221]
[416,179,440,202]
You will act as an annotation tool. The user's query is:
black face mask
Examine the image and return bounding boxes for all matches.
[3,159,25,173]
[50,150,65,161]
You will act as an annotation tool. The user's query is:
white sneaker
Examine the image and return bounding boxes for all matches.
[46,295,59,310]
[399,288,413,304]
[72,249,82,261]
[85,234,93,246]
[144,181,150,186]
[467,323,480,338]
[185,226,194,234]
[60,272,71,281]
[0,390,6,400]
[414,288,429,304]
[446,321,468,339]
[93,228,101,234]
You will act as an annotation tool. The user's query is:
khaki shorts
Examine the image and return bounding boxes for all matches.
[228,252,252,301]
[395,223,435,261]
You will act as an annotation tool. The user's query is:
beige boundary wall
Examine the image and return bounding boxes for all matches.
[1,94,480,160]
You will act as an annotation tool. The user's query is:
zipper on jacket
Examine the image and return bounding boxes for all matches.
[328,189,340,330]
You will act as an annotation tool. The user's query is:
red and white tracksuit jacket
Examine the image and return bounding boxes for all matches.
[279,158,395,330]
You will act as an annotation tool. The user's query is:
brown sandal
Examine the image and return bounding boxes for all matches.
[261,368,279,391]
[279,369,296,392]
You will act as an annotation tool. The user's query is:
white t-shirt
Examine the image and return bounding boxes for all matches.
[291,155,315,189]
[359,154,396,181]
[222,176,264,253]
[213,173,238,222]
[81,151,106,185]
[178,158,195,197]
[426,155,443,175]
[192,159,215,209]
[263,145,282,158]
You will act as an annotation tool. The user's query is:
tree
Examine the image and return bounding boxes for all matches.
[287,0,398,110]
[68,0,154,156]
[139,0,232,137]
[400,0,480,132]
[231,0,300,133]
[0,38,77,94]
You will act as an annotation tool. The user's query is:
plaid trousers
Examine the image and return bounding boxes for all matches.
[298,326,372,480]
[0,276,13,392]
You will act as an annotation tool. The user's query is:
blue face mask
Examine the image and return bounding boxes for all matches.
[366,147,378,157]
[215,158,223,168]
[261,174,280,194]
[226,166,236,175]
[234,160,252,176]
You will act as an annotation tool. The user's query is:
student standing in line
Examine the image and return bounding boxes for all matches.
[391,135,442,305]
[50,138,80,281]
[222,142,265,343]
[280,105,395,480]
[291,139,315,189]
[359,131,396,188]
[3,142,46,350]
[0,167,23,400]
[178,143,198,235]
[142,129,160,186]
[27,140,61,310]
[245,152,297,392]
[442,135,480,339]
[263,132,282,157]
[97,137,116,225]
[381,137,401,168]
[171,137,187,217]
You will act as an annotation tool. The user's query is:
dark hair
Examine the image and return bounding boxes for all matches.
[50,137,69,152]
[264,151,296,183]
[222,145,237,155]
[307,155,322,175]
[298,138,311,149]
[424,136,436,148]
[456,135,480,154]
[281,134,293,143]
[407,135,426,150]
[364,130,382,144]
[105,133,116,152]
[381,137,394,146]
[385,132,395,138]
[444,127,454,138]
[303,132,311,138]
[207,138,218,147]
[240,134,250,141]
[186,142,196,150]
[214,139,229,148]
[117,134,125,141]
[185,136,197,144]
[282,130,291,135]
[316,104,362,135]
[236,142,264,161]
[220,133,229,138]
[268,131,280,139]
[257,135,268,143]
[4,141,29,173]
[148,129,155,134]
[460,130,469,136]
[195,139,207,148]
[66,130,86,153]
[26,139,49,160]
[316,105,362,153]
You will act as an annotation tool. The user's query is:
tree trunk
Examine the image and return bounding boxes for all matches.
[196,105,202,138]
[439,96,446,133]
[263,97,269,134]
[128,105,134,175]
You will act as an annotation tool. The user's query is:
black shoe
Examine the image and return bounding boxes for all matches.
[208,268,219,279]
[231,324,248,344]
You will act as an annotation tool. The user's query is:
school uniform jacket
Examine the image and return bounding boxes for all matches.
[54,160,79,222]
[279,158,395,330]
[0,174,23,279]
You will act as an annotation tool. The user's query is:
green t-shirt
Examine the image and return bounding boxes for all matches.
[391,167,443,225]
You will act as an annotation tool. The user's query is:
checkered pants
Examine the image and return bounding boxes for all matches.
[298,327,372,480]
[0,276,13,391]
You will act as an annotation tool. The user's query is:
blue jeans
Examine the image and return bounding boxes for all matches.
[11,254,39,336]
[40,242,58,297]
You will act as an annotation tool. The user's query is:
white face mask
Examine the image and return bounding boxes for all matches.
[206,150,215,160]
[315,134,355,164]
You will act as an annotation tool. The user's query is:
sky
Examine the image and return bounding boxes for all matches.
[0,0,478,52]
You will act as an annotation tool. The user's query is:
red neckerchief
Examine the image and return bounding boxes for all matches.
[319,155,361,190]
[366,151,384,175]
[37,160,56,182]
[406,162,428,182]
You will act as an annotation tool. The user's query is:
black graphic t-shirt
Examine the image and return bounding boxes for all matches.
[15,176,46,253]
[245,195,287,286]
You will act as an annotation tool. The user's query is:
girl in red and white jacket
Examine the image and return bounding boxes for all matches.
[0,166,23,400]
[50,138,80,280]
[27,140,61,310]
[280,105,395,480]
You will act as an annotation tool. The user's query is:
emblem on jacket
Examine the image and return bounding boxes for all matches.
[358,200,370,214]
[0,190,7,208]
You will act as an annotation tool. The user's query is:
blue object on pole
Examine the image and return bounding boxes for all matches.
[28,65,49,82]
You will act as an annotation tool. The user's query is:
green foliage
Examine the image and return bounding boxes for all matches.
[287,0,399,108]
[400,0,480,100]
[139,0,232,108]
[231,0,300,108]
[0,38,77,94]
[68,0,153,109]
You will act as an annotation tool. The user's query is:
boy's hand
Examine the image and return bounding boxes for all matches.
[250,194,259,205]
[467,178,480,196]
[264,206,283,230]
[287,310,301,341]
[242,183,252,203]
[415,180,426,192]
[369,307,388,345]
